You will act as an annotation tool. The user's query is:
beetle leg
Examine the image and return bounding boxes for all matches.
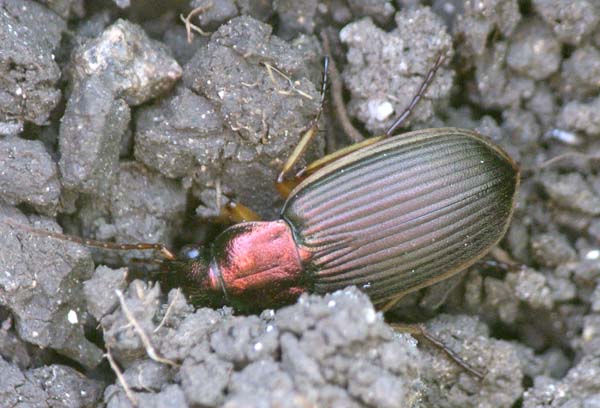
[378,291,409,313]
[384,52,447,137]
[390,322,485,380]
[323,29,446,142]
[276,56,329,188]
[276,134,385,197]
[276,119,321,191]
[301,135,384,174]
[278,36,447,199]
[277,34,379,199]
[520,151,600,180]
[489,247,519,268]
[220,201,262,223]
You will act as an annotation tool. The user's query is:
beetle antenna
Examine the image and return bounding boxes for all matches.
[320,31,364,143]
[3,218,176,260]
[385,52,447,137]
[521,151,600,179]
[316,56,329,122]
[276,55,330,184]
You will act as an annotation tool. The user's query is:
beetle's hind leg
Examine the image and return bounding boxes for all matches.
[383,52,447,137]
[390,322,485,380]
[378,290,484,379]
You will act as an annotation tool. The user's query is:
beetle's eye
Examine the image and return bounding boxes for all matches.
[180,245,204,260]
[186,248,200,259]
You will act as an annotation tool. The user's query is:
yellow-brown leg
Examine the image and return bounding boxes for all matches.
[276,54,330,192]
[379,290,484,379]
[389,322,485,379]
[277,34,447,198]
[219,201,262,223]
[379,291,409,313]
[276,52,383,198]
[276,134,385,197]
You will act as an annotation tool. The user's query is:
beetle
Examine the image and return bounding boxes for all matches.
[170,125,519,311]
[6,50,519,316]
[5,46,520,379]
[159,49,520,314]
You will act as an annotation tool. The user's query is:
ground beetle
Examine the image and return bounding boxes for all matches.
[9,47,520,318]
[160,49,520,313]
[5,43,521,379]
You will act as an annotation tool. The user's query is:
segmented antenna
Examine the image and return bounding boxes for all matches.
[276,56,330,184]
[316,56,329,123]
[4,218,176,260]
[385,52,447,137]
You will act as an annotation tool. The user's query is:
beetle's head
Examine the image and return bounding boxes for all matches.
[159,244,226,308]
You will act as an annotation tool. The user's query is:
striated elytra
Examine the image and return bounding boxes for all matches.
[174,127,520,311]
[284,127,519,305]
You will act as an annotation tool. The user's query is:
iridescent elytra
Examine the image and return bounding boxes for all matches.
[281,127,520,309]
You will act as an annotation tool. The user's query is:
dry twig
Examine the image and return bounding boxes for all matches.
[153,288,182,333]
[180,3,213,43]
[262,62,314,100]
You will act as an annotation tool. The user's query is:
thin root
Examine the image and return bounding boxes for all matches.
[106,347,138,407]
[115,289,179,367]
[262,62,314,100]
[180,3,213,43]
[153,289,182,333]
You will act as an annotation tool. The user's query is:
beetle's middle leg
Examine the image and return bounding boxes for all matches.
[219,201,262,224]
[276,54,330,197]
[277,35,382,197]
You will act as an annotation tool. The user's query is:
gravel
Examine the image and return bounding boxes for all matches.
[1,1,600,406]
